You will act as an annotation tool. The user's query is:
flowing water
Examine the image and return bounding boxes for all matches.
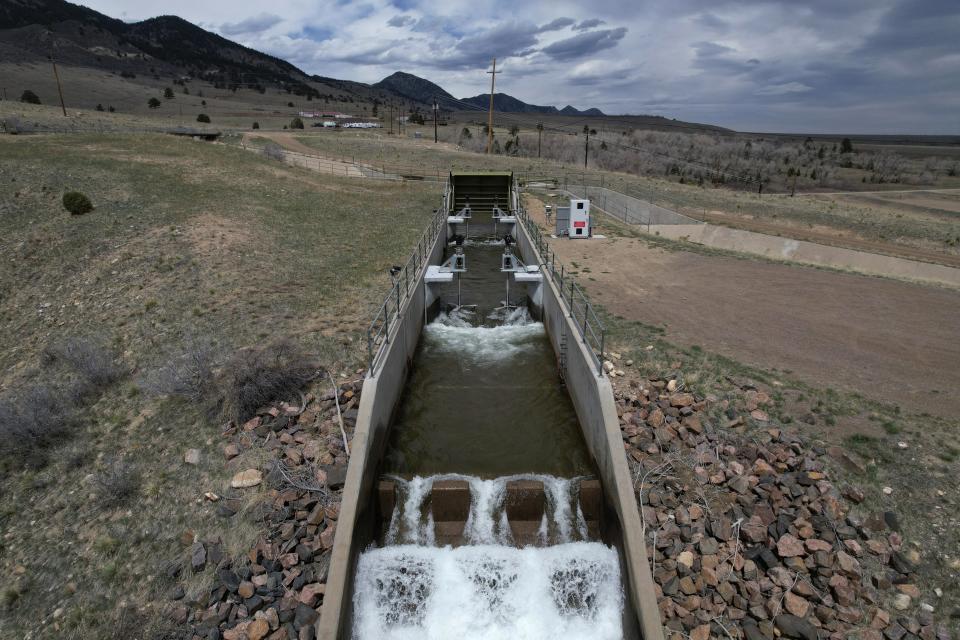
[355,223,624,639]
[353,543,623,640]
[383,474,592,546]
[383,245,593,477]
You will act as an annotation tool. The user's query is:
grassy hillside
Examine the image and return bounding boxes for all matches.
[0,132,439,638]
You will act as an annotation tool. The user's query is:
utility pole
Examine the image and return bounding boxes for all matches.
[583,125,590,169]
[537,122,543,158]
[433,96,438,143]
[49,52,67,117]
[485,58,498,154]
[389,102,393,135]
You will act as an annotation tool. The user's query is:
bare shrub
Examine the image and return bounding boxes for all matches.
[146,335,217,401]
[0,384,76,468]
[217,341,319,424]
[263,143,285,161]
[95,458,141,507]
[44,336,125,391]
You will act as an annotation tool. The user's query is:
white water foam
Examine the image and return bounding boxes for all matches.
[426,308,543,364]
[400,476,436,546]
[543,476,574,543]
[387,474,592,546]
[353,543,624,640]
[463,477,508,545]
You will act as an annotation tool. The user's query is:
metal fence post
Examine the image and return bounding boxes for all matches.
[598,330,605,371]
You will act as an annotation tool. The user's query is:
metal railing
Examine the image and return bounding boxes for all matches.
[366,185,451,373]
[515,207,607,374]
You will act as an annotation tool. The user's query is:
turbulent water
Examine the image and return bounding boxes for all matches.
[383,304,593,478]
[422,307,544,364]
[361,240,623,639]
[384,474,592,547]
[353,543,624,640]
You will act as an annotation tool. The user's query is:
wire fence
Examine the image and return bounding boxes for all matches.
[562,181,702,227]
[254,145,451,183]
[516,207,607,374]
[366,186,451,373]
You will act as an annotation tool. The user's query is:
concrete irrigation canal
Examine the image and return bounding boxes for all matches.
[317,172,663,640]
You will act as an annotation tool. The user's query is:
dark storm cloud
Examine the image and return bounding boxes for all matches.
[537,17,576,33]
[429,22,544,69]
[541,27,627,60]
[194,0,959,132]
[220,13,282,35]
[693,13,728,31]
[857,0,960,57]
[572,18,605,31]
[691,41,763,76]
[387,14,416,27]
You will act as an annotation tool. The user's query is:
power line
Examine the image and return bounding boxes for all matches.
[438,93,758,184]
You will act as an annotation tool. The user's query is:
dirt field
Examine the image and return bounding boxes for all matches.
[539,215,960,417]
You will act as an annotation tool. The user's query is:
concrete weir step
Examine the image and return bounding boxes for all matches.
[377,478,603,546]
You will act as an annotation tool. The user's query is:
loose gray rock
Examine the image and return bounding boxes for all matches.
[774,614,818,640]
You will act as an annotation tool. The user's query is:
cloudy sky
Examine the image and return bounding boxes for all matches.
[80,0,959,134]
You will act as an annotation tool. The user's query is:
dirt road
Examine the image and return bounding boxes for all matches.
[546,230,960,417]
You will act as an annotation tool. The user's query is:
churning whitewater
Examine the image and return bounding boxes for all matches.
[422,307,543,364]
[353,543,624,640]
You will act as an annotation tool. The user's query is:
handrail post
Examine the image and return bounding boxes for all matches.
[598,330,605,373]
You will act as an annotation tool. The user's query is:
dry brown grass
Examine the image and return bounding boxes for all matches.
[0,131,440,638]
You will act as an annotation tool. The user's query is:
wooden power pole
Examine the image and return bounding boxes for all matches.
[50,53,67,117]
[537,122,543,158]
[433,97,438,143]
[583,125,590,168]
[485,58,498,154]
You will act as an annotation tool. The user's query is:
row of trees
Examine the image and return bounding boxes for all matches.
[442,124,956,190]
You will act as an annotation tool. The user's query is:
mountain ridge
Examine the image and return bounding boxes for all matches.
[0,0,719,129]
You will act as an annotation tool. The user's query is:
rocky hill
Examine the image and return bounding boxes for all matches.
[459,92,606,116]
[372,71,456,106]
[0,0,320,97]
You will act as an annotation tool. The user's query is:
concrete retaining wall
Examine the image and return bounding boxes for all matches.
[516,221,665,640]
[650,223,960,288]
[317,226,447,640]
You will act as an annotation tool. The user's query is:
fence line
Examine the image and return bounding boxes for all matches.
[562,182,701,227]
[366,186,451,373]
[515,206,607,374]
